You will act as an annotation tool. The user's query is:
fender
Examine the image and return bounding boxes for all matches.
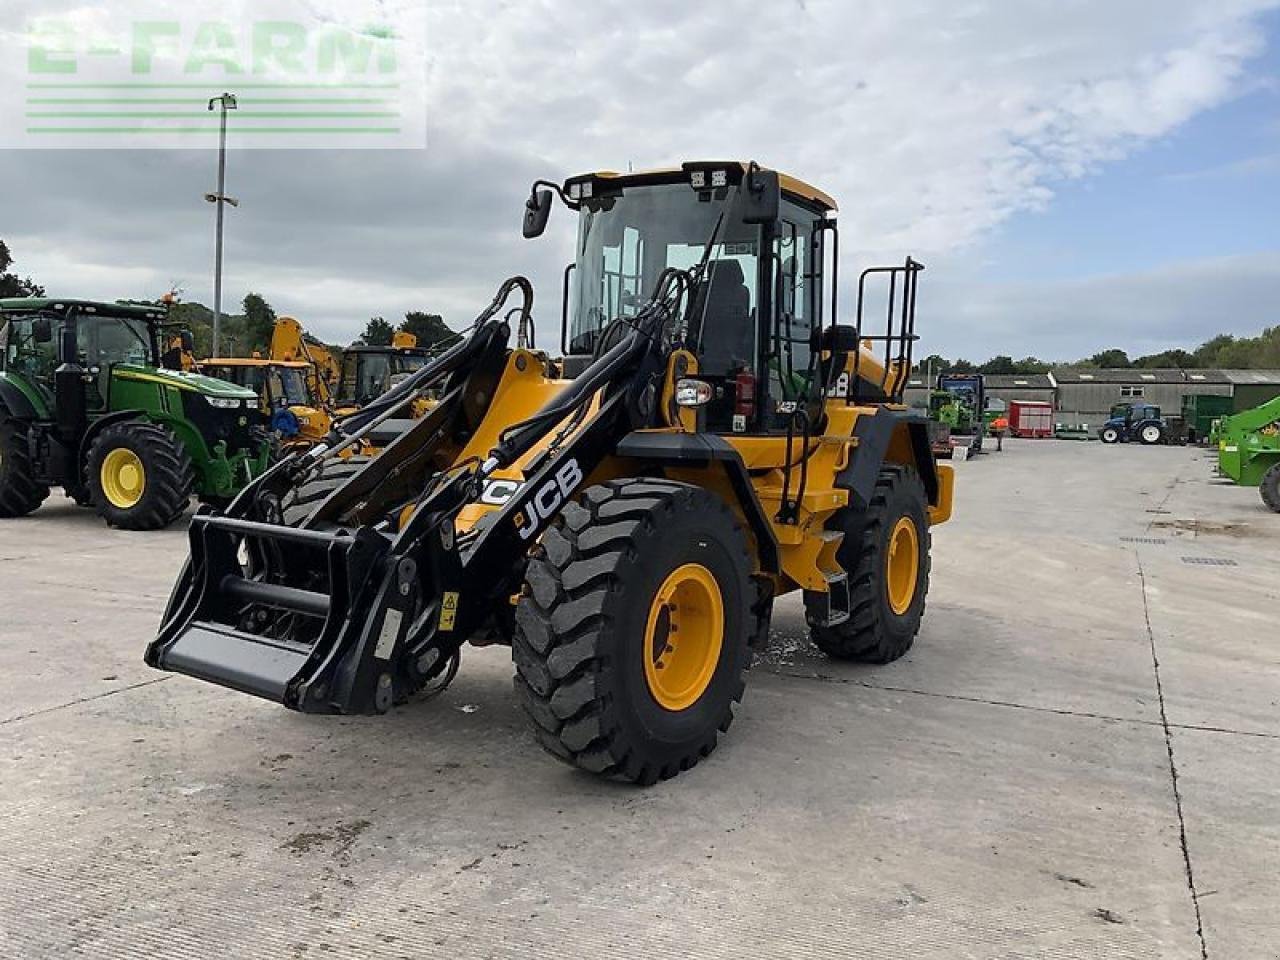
[77,410,145,475]
[835,406,940,509]
[0,375,40,420]
[614,431,780,574]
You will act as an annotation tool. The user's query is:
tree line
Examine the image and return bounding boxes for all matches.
[1,238,453,357]
[919,329,1280,375]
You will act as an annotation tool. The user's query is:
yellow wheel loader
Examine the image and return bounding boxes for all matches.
[146,161,954,784]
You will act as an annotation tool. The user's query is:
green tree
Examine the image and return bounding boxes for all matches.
[1134,349,1196,369]
[0,239,45,298]
[977,355,1016,374]
[241,293,277,353]
[1088,348,1130,368]
[1013,356,1050,373]
[950,358,976,373]
[914,353,949,375]
[361,316,394,346]
[400,311,452,347]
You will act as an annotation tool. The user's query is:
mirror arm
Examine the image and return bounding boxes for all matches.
[530,179,580,212]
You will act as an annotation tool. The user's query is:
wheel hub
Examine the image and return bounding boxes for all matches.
[101,448,146,509]
[643,563,724,711]
[885,516,920,615]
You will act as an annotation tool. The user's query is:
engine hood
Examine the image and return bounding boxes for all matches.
[114,364,258,400]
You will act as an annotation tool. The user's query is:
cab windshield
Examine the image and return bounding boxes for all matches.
[338,352,428,405]
[570,182,760,375]
[275,367,310,406]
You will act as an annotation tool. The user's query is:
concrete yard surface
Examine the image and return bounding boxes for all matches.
[1,440,1277,959]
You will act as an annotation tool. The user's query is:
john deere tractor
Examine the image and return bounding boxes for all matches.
[0,298,271,529]
[146,161,954,784]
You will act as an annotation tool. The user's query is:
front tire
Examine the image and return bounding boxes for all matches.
[0,417,49,518]
[1261,462,1280,513]
[512,479,767,785]
[1100,427,1120,444]
[87,422,194,530]
[810,466,931,664]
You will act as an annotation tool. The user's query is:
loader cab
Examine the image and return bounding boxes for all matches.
[336,345,431,407]
[549,164,842,435]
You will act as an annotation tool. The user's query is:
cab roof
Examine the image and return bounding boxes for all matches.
[567,161,838,212]
[0,298,167,322]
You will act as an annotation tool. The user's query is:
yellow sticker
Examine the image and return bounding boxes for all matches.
[439,591,460,632]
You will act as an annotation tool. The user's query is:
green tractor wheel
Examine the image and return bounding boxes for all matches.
[0,417,50,518]
[86,422,195,530]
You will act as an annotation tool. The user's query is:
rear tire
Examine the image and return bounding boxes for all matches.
[0,417,49,518]
[810,466,931,664]
[1139,424,1163,445]
[512,478,767,785]
[1261,463,1280,513]
[1100,427,1120,444]
[87,421,194,530]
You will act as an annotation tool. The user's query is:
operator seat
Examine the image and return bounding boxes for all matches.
[694,259,753,374]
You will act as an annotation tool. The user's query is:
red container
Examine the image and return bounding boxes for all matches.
[1008,400,1054,438]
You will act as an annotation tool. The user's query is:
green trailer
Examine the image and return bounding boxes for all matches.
[0,298,272,529]
[1216,394,1280,512]
[1181,394,1232,444]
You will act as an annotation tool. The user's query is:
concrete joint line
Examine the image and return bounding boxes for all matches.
[0,676,172,727]
[1137,552,1209,960]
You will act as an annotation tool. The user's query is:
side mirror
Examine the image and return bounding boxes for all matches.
[742,167,780,224]
[32,317,53,343]
[523,188,553,239]
[180,329,195,353]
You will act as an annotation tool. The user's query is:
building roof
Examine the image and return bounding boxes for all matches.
[1209,369,1280,385]
[1052,368,1189,384]
[984,373,1055,390]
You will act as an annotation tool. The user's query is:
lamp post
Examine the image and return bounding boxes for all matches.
[205,92,239,358]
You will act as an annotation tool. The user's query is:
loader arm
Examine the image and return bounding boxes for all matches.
[145,273,688,715]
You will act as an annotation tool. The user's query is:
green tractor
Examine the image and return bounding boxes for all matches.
[0,298,272,529]
[1216,394,1280,513]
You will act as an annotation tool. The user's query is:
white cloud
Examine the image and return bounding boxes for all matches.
[0,0,1276,351]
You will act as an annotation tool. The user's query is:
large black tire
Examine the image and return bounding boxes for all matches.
[0,417,49,518]
[512,478,769,785]
[1261,462,1280,514]
[279,455,371,526]
[810,465,931,664]
[1138,423,1164,446]
[86,421,194,530]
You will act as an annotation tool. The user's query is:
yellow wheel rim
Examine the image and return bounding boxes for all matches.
[643,563,724,711]
[885,516,920,616]
[100,448,146,510]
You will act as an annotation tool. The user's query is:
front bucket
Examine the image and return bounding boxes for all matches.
[146,513,404,714]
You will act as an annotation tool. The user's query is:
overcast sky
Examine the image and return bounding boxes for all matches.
[2,0,1278,361]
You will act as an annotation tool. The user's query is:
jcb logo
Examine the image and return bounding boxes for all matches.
[516,459,584,542]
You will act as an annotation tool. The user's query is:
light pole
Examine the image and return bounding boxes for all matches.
[205,92,239,358]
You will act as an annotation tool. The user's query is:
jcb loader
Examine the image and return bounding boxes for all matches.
[146,162,954,784]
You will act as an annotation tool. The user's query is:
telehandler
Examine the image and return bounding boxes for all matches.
[146,162,954,783]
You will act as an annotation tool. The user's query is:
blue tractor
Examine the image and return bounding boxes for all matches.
[1099,402,1167,445]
